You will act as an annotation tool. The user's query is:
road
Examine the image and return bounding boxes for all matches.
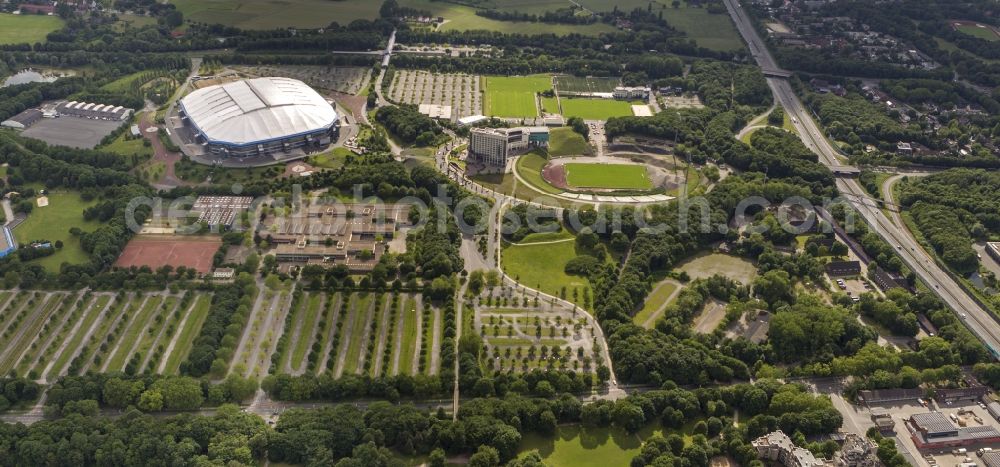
[723,0,1000,356]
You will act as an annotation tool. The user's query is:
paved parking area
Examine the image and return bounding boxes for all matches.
[21,117,123,149]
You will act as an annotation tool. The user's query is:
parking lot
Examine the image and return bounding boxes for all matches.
[829,275,873,301]
[20,116,124,149]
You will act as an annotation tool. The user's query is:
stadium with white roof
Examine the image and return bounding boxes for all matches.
[178,77,338,158]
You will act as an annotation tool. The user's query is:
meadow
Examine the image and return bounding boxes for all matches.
[554,76,621,93]
[0,14,63,45]
[677,252,757,284]
[484,75,551,118]
[559,98,638,120]
[565,163,652,190]
[14,191,100,272]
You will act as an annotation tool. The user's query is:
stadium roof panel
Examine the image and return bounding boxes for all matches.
[180,77,337,146]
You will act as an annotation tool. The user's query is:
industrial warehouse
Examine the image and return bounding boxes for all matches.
[0,100,133,149]
[177,77,339,159]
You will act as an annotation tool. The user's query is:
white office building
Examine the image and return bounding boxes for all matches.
[469,127,550,167]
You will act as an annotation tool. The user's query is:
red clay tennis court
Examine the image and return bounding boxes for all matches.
[115,236,221,274]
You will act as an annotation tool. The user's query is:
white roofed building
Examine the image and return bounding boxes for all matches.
[178,77,339,158]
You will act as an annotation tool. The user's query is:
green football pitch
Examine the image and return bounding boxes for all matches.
[564,163,652,190]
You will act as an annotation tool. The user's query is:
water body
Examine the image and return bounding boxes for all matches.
[1,68,72,88]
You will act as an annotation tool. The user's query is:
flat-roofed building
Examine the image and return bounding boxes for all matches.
[264,202,412,273]
[906,412,1000,449]
[469,126,550,167]
[613,86,650,100]
[55,100,132,121]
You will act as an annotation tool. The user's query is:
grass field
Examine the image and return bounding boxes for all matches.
[289,293,323,371]
[565,163,652,190]
[163,293,211,374]
[0,14,63,45]
[14,191,100,272]
[102,132,153,163]
[575,0,743,51]
[555,76,621,93]
[342,293,373,375]
[484,75,551,118]
[559,98,638,120]
[955,23,1000,41]
[548,128,593,156]
[502,239,588,306]
[678,252,757,284]
[398,296,419,375]
[632,279,680,327]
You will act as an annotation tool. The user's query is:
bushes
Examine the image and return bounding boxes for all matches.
[374,105,444,146]
[909,201,978,273]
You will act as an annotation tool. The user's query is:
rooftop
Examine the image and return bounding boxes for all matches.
[180,77,337,145]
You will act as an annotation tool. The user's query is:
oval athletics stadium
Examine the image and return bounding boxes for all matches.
[177,77,339,159]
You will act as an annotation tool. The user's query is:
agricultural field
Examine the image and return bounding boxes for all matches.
[234,65,369,95]
[12,190,101,272]
[554,76,621,94]
[575,0,744,51]
[387,70,482,118]
[170,0,381,29]
[170,0,614,34]
[0,14,64,45]
[0,290,212,381]
[564,163,652,190]
[559,97,639,120]
[484,75,552,118]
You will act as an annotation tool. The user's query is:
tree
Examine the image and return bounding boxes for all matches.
[469,445,501,467]
[103,378,144,409]
[138,389,164,412]
[768,108,785,126]
[753,270,794,307]
[429,448,447,467]
[612,400,645,433]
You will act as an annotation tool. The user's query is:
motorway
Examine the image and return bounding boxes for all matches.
[722,0,1000,354]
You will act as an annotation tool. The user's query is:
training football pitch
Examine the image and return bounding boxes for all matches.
[955,23,1000,41]
[484,75,551,118]
[564,163,651,190]
[559,98,637,120]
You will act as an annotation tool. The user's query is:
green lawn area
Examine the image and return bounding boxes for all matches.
[518,229,575,244]
[678,252,757,285]
[502,239,588,307]
[956,24,1000,41]
[518,422,695,466]
[541,97,560,114]
[342,293,372,375]
[290,294,323,371]
[515,151,563,195]
[484,75,551,118]
[308,147,352,169]
[398,296,419,375]
[559,98,638,120]
[548,127,593,157]
[632,279,680,328]
[0,14,63,45]
[102,132,153,163]
[164,293,212,375]
[565,163,652,190]
[13,191,101,273]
